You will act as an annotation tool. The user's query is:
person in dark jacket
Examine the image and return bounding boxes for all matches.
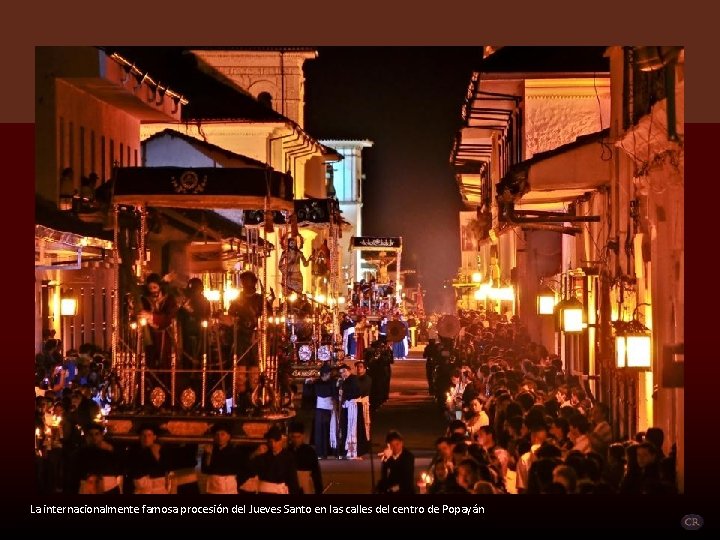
[201,423,243,494]
[125,423,170,494]
[177,277,211,371]
[75,422,123,494]
[376,430,415,494]
[355,361,372,456]
[288,421,323,494]
[336,363,361,459]
[307,363,335,459]
[247,426,300,494]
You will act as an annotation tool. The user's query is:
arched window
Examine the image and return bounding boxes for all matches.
[257,92,273,110]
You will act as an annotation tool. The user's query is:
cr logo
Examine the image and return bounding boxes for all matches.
[681,515,703,530]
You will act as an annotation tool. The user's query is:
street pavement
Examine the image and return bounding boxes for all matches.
[302,346,444,494]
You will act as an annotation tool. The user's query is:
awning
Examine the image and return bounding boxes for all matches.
[35,224,113,270]
[35,196,115,270]
[112,167,294,210]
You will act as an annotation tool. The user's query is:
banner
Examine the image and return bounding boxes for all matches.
[351,236,402,251]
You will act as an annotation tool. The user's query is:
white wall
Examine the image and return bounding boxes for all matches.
[524,78,611,158]
[144,137,218,168]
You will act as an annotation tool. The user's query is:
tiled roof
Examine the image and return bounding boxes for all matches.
[35,195,113,241]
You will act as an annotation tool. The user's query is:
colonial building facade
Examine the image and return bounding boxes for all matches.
[452,46,684,490]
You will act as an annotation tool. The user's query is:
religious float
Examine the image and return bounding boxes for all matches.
[102,166,311,444]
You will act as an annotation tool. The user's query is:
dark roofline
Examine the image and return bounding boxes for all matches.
[35,195,113,241]
[143,128,271,168]
[519,128,610,167]
[496,128,610,196]
[102,47,337,160]
[99,47,287,123]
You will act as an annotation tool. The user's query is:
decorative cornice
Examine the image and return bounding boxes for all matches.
[527,94,610,100]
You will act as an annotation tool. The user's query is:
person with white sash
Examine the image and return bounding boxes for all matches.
[167,443,201,495]
[243,426,299,494]
[201,423,240,494]
[288,421,323,494]
[354,361,372,457]
[333,364,361,459]
[76,422,123,494]
[307,363,335,459]
[125,423,169,494]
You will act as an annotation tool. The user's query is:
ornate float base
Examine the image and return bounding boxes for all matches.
[105,410,296,444]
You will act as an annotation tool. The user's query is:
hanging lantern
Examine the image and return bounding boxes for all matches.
[558,297,584,333]
[536,286,556,315]
[60,297,78,316]
[614,319,652,369]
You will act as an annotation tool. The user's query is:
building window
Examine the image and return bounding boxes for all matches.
[325,164,336,198]
[623,46,672,129]
[134,148,138,167]
[127,145,131,167]
[120,142,124,166]
[110,139,115,171]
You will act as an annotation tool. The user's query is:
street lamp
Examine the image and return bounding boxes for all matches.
[60,297,77,316]
[615,320,652,369]
[60,292,78,355]
[536,286,556,315]
[558,297,584,333]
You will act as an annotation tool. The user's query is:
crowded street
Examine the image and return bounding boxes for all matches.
[34,45,684,497]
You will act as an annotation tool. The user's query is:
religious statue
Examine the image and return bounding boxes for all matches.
[279,235,311,295]
[312,239,331,294]
[375,251,392,284]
